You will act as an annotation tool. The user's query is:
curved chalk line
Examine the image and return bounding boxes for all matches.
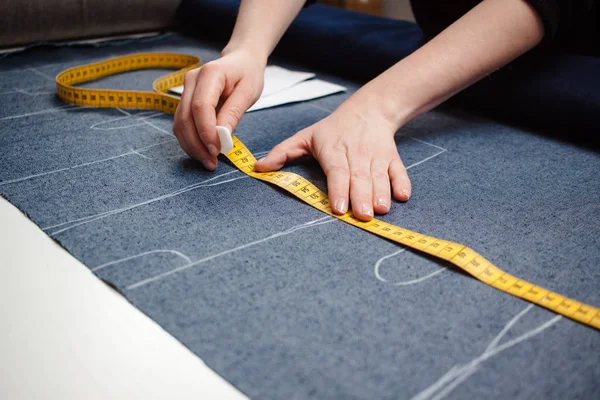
[126,216,337,290]
[374,248,447,286]
[93,249,192,272]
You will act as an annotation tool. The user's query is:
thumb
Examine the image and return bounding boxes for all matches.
[254,129,312,172]
[216,81,258,133]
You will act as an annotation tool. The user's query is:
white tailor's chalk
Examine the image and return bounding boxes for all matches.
[216,125,233,155]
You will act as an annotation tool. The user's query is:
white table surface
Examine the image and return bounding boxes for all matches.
[0,196,247,400]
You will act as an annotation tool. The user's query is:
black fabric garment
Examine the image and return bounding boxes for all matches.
[410,0,599,56]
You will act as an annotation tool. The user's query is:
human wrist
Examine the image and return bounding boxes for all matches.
[221,40,269,67]
[347,82,419,134]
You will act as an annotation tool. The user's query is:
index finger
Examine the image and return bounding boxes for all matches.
[191,65,227,157]
[173,68,216,169]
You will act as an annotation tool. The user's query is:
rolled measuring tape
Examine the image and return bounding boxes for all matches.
[56,53,600,330]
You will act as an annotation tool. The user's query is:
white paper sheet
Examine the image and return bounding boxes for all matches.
[168,65,345,112]
[260,65,315,97]
[247,79,346,112]
[168,65,315,97]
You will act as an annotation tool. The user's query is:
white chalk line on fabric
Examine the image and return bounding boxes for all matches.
[126,216,337,290]
[44,172,246,235]
[27,67,56,82]
[0,104,83,121]
[90,111,162,131]
[405,149,447,170]
[411,304,562,400]
[0,138,177,186]
[374,248,448,286]
[93,249,192,272]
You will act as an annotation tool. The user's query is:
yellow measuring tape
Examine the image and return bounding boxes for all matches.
[56,52,599,330]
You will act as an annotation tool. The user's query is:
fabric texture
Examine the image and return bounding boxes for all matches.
[1,31,599,400]
[0,0,181,49]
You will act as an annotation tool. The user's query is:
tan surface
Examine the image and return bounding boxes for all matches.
[320,0,382,16]
[319,0,415,20]
[384,0,415,21]
[0,0,181,48]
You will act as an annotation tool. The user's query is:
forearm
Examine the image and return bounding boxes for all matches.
[222,0,307,62]
[350,0,545,128]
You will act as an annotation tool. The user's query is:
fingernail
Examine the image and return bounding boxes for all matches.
[207,144,219,157]
[400,189,411,200]
[203,159,216,171]
[361,203,374,218]
[376,196,389,211]
[254,158,266,171]
[335,199,347,214]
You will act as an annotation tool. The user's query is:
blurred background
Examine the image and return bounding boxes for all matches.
[0,0,416,50]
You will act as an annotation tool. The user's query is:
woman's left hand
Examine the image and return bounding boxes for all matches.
[254,96,411,221]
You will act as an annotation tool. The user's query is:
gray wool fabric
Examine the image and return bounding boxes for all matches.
[0,34,599,400]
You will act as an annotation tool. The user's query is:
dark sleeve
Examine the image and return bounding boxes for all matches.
[410,0,480,40]
[496,0,599,53]
[411,0,599,54]
[526,0,561,44]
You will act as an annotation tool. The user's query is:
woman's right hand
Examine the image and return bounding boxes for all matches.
[173,47,266,170]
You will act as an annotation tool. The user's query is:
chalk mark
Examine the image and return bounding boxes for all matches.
[0,104,81,121]
[116,108,131,117]
[90,108,173,137]
[27,67,56,82]
[142,118,173,137]
[130,148,152,159]
[13,87,54,96]
[93,249,192,272]
[0,138,176,186]
[44,171,246,235]
[90,111,163,131]
[126,216,336,290]
[374,248,447,286]
[408,136,448,152]
[405,149,447,170]
[411,304,562,400]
